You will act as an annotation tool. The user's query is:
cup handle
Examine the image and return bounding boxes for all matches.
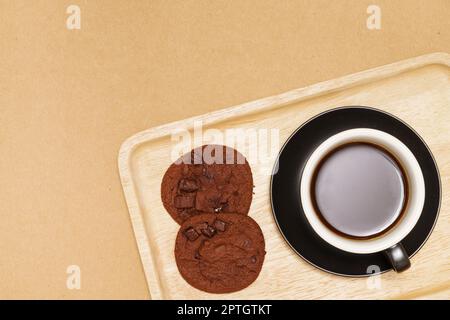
[383,243,411,272]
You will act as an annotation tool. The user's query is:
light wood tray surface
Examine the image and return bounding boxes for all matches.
[119,53,450,299]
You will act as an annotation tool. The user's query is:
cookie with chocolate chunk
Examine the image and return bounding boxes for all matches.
[161,145,253,224]
[175,213,265,293]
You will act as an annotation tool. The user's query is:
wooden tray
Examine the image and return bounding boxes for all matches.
[119,53,450,299]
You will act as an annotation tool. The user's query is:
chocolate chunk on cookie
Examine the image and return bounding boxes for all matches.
[184,227,199,241]
[175,213,265,294]
[161,145,253,224]
[213,219,227,232]
[179,179,198,192]
[201,225,216,238]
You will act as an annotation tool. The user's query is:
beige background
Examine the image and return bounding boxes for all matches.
[0,0,449,299]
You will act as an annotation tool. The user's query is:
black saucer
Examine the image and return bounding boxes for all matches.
[270,107,441,276]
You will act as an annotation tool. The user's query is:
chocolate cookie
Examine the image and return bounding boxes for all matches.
[175,213,265,293]
[161,145,253,224]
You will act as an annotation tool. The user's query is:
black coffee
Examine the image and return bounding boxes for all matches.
[311,143,407,239]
